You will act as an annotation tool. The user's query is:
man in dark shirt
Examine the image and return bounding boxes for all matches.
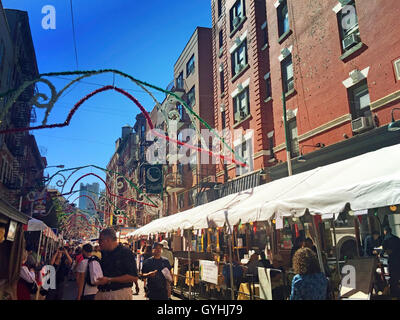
[95,228,138,300]
[141,242,172,300]
[363,231,382,257]
[382,226,400,298]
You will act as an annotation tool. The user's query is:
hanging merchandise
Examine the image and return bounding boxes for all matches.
[294,223,299,238]
[216,230,220,252]
[0,226,5,243]
[281,219,293,250]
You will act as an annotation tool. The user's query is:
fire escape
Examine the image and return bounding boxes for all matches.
[8,54,34,196]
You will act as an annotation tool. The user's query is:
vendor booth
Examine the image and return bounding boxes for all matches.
[0,197,28,300]
[132,143,400,300]
[24,218,60,266]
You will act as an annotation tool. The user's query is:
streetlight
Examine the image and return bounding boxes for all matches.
[46,165,65,169]
[388,108,400,132]
[296,143,325,163]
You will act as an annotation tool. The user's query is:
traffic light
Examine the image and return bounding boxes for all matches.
[144,164,163,194]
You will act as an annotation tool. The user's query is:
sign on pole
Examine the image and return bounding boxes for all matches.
[199,260,219,285]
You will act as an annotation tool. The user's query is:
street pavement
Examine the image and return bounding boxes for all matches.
[62,278,180,300]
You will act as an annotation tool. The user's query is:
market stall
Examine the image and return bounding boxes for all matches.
[24,218,59,265]
[0,198,28,300]
[133,144,400,299]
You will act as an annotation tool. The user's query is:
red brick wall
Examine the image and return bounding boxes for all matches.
[212,0,274,182]
[266,0,400,162]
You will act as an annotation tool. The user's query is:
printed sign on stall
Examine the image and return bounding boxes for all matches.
[199,260,219,285]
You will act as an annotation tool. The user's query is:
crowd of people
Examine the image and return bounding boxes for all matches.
[15,225,400,300]
[16,228,174,300]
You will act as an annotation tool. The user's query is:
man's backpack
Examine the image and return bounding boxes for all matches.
[85,256,102,286]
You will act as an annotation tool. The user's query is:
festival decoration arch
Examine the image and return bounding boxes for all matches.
[0,69,248,167]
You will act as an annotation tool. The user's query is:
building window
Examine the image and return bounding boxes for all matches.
[178,163,184,175]
[288,117,299,158]
[177,104,185,120]
[277,0,290,37]
[217,0,223,17]
[394,58,400,81]
[261,22,268,47]
[188,188,197,206]
[235,136,253,176]
[219,30,224,57]
[233,87,250,124]
[230,0,245,32]
[220,66,225,93]
[186,54,195,77]
[269,136,275,159]
[337,0,361,52]
[264,73,272,99]
[187,86,195,107]
[231,40,248,78]
[281,55,294,93]
[178,193,185,210]
[176,71,184,89]
[221,110,226,129]
[348,80,371,119]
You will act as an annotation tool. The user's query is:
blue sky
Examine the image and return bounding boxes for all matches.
[3,0,211,198]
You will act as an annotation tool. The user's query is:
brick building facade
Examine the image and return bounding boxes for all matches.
[266,0,400,167]
[105,0,400,228]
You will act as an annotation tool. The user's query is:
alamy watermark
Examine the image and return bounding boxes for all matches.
[40,265,57,290]
[42,5,56,30]
[341,5,357,31]
[145,126,253,166]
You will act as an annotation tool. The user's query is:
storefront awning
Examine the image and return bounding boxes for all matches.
[0,198,29,224]
[133,143,400,236]
[26,218,58,240]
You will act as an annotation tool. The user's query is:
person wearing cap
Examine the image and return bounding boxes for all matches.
[140,242,172,300]
[160,240,174,267]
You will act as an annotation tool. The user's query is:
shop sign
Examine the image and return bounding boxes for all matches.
[199,260,218,285]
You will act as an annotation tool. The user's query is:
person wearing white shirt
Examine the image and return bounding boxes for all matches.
[76,244,102,300]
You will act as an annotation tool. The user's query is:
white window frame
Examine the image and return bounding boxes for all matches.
[264,72,271,99]
[230,0,245,31]
[234,131,254,176]
[186,55,195,77]
[231,39,247,77]
[187,86,195,107]
[233,86,250,123]
[394,58,400,81]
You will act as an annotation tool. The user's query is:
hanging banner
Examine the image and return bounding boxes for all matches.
[199,260,219,285]
[33,193,47,215]
[354,209,368,216]
[275,216,283,230]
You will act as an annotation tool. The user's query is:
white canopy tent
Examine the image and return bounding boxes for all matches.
[27,218,57,240]
[132,143,400,237]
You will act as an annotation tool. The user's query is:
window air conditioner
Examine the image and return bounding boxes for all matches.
[287,80,294,92]
[235,63,244,74]
[351,116,374,133]
[342,32,360,51]
[234,111,241,123]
